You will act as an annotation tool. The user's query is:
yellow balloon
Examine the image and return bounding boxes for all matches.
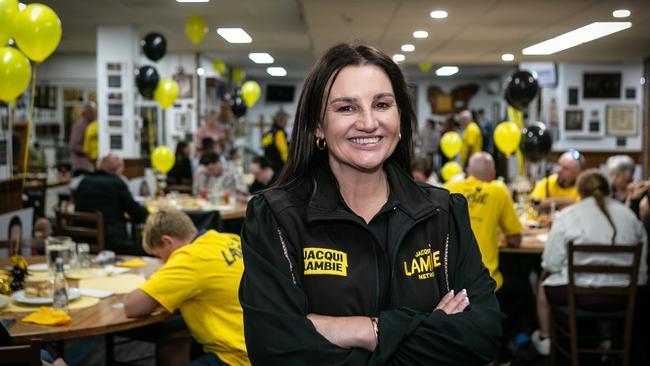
[493,121,521,156]
[241,80,261,108]
[418,63,432,73]
[0,0,19,46]
[212,59,227,77]
[441,161,463,182]
[13,3,62,63]
[185,15,207,46]
[232,67,245,85]
[151,146,175,174]
[440,131,462,159]
[0,47,31,102]
[154,79,179,110]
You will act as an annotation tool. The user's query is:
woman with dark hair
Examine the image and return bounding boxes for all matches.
[167,141,193,186]
[532,169,648,355]
[239,43,502,364]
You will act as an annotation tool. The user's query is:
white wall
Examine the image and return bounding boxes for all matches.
[539,62,643,152]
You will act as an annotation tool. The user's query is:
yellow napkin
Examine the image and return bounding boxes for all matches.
[115,258,147,268]
[22,307,71,325]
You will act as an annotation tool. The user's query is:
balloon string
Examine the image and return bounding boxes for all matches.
[21,64,37,190]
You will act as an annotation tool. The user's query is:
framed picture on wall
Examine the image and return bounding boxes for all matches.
[583,73,621,99]
[564,110,583,131]
[606,105,638,137]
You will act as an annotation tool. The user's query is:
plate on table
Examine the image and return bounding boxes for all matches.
[11,287,82,305]
[27,263,70,272]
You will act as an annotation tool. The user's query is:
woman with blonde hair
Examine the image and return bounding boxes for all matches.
[532,169,648,355]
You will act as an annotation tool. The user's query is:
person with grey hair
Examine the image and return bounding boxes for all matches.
[75,153,148,255]
[607,154,636,203]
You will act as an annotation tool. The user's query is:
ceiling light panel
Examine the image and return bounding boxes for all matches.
[522,22,631,55]
[217,28,252,44]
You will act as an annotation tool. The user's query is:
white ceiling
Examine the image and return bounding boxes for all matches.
[30,0,650,79]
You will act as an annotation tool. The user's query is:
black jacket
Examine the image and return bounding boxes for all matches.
[75,171,148,254]
[239,162,503,365]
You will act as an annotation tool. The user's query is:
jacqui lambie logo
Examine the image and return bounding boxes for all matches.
[303,247,348,276]
[403,246,442,280]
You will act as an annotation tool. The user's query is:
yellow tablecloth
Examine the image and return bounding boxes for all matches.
[79,273,146,294]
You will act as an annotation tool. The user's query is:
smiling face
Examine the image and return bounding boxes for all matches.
[316,64,400,176]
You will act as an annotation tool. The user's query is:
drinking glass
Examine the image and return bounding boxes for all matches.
[45,236,74,278]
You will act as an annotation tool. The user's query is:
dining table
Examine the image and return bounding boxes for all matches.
[0,255,171,344]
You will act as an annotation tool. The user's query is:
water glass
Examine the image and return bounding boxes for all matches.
[77,243,91,269]
[45,236,74,277]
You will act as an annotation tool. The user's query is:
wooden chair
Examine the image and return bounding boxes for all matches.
[0,344,42,366]
[549,242,642,366]
[55,210,105,254]
[23,177,47,218]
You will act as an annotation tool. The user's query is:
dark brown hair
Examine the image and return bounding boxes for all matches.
[576,169,616,244]
[274,43,416,190]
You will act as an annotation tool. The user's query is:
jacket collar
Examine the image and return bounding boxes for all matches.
[306,160,441,223]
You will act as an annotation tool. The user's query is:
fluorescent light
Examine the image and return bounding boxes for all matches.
[430,10,448,19]
[522,22,631,55]
[217,28,252,44]
[401,44,415,52]
[435,66,458,76]
[501,53,515,62]
[613,9,630,18]
[392,54,405,63]
[176,0,209,2]
[413,30,428,39]
[249,53,274,64]
[266,67,286,77]
[196,67,205,76]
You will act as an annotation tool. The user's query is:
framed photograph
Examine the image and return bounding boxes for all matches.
[564,110,583,131]
[583,73,621,99]
[108,75,121,88]
[588,119,600,133]
[606,105,638,137]
[108,103,123,116]
[173,72,193,99]
[108,120,122,129]
[568,87,579,105]
[108,92,123,102]
[110,135,123,150]
[174,111,191,131]
[625,87,636,100]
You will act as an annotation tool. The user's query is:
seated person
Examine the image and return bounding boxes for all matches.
[167,141,193,187]
[74,153,148,255]
[606,154,636,203]
[411,155,439,186]
[194,152,248,199]
[124,209,250,366]
[532,169,648,355]
[248,156,278,194]
[531,149,585,211]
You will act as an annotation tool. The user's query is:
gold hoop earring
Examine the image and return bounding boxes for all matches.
[399,133,402,140]
[316,138,327,150]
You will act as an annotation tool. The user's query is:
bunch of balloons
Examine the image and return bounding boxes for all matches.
[0,1,62,103]
[136,32,179,110]
[439,131,463,182]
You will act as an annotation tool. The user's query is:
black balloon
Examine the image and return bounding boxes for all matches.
[141,32,167,62]
[135,66,160,99]
[505,71,539,110]
[520,122,552,163]
[230,90,247,118]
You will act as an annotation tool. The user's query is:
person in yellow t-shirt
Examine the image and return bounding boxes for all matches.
[261,109,289,173]
[458,110,483,166]
[125,209,250,366]
[445,152,522,291]
[82,120,98,164]
[531,149,585,211]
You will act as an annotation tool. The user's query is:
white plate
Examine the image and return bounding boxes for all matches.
[27,263,71,272]
[11,287,82,305]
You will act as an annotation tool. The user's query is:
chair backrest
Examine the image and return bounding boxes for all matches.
[55,210,105,254]
[0,344,41,366]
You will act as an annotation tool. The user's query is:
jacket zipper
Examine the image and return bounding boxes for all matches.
[444,232,450,292]
[276,227,297,285]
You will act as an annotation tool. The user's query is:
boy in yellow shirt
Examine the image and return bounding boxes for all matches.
[125,209,250,366]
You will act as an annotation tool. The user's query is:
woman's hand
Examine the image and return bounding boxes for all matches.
[307,314,377,351]
[435,289,470,314]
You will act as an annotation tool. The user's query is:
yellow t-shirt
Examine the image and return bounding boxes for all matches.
[82,120,98,160]
[445,176,522,291]
[530,174,579,202]
[460,122,483,166]
[140,230,250,366]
